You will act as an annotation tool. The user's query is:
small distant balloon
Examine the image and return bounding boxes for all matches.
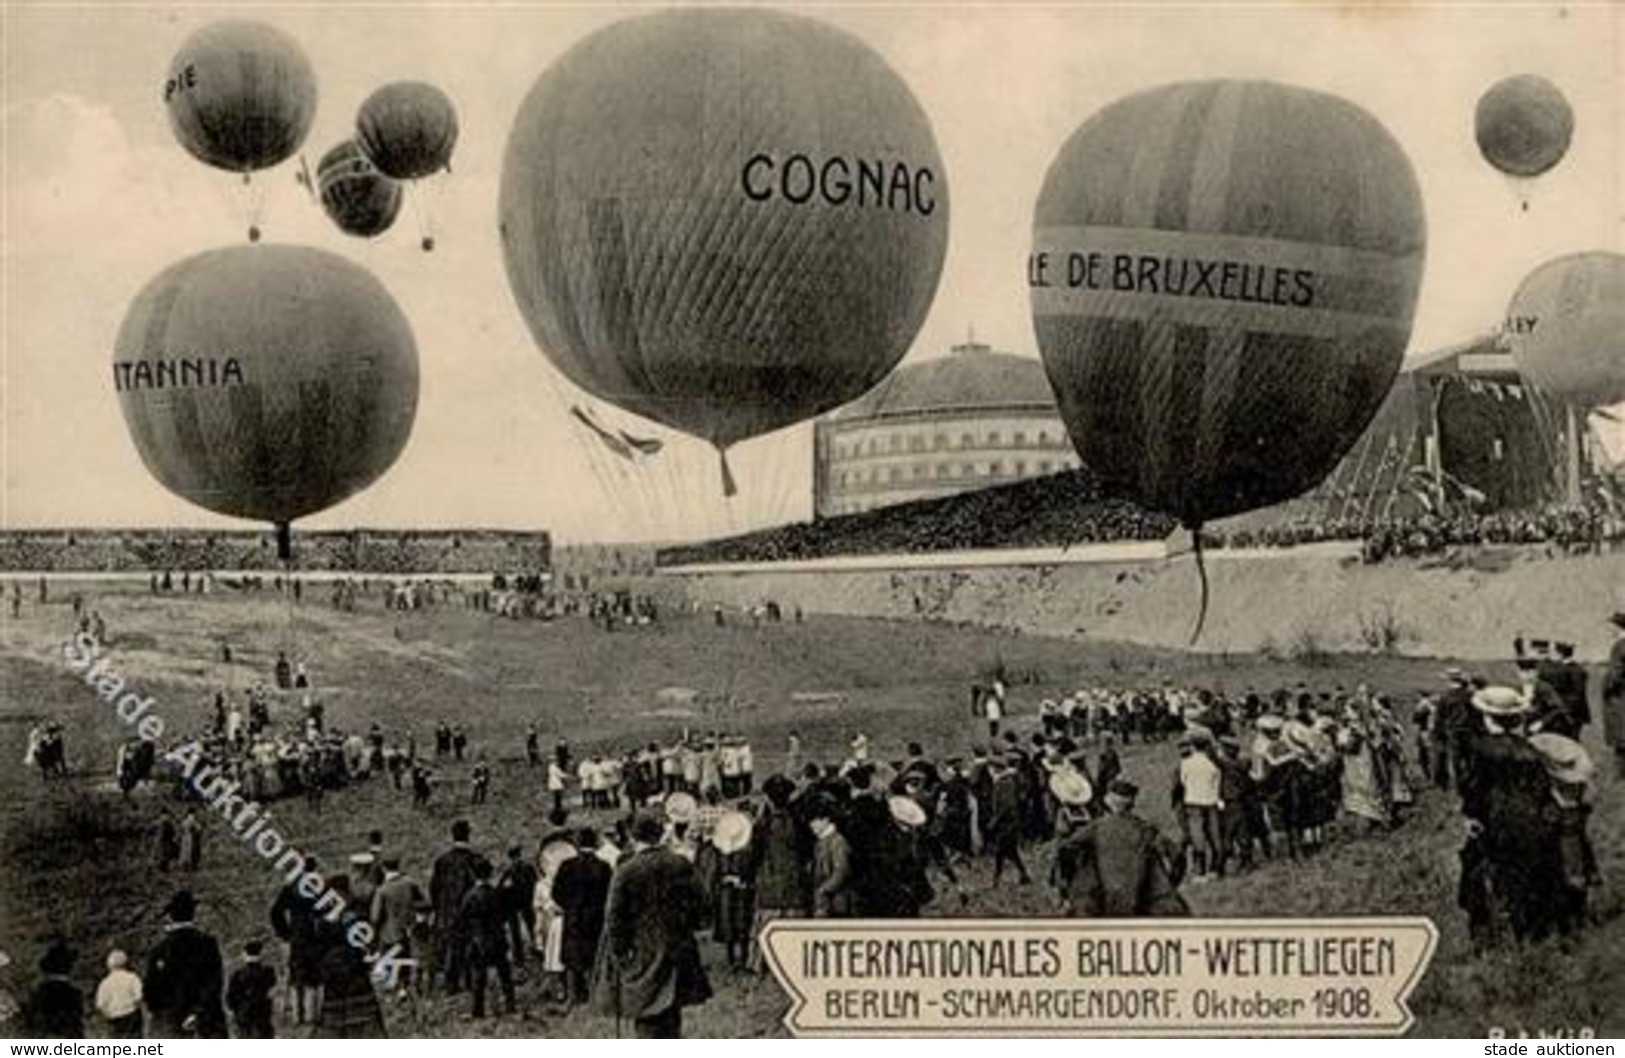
[1475,74,1573,179]
[164,20,317,174]
[356,81,459,180]
[317,139,403,238]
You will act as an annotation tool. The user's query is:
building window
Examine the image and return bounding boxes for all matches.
[1015,461,1026,475]
[1013,431,1026,445]
[1039,460,1052,474]
[1038,430,1049,444]
[933,434,947,450]
[868,438,879,456]
[889,467,901,482]
[912,465,925,479]
[909,435,925,453]
[961,463,974,477]
[936,464,949,478]
[991,461,1004,476]
[961,433,974,448]
[988,430,1001,446]
[889,436,901,452]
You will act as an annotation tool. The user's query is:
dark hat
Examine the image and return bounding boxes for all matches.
[1610,612,1625,630]
[763,774,795,805]
[1107,779,1139,800]
[1556,642,1576,657]
[244,940,265,958]
[164,889,199,921]
[630,811,665,845]
[1531,639,1552,654]
[40,940,75,975]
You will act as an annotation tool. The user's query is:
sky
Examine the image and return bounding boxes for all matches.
[3,1,1621,543]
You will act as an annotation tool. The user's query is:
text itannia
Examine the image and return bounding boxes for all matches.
[113,357,246,392]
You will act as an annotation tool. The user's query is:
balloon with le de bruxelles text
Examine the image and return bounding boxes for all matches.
[1030,79,1427,530]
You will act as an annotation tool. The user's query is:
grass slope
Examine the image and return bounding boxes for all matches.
[0,584,1619,1038]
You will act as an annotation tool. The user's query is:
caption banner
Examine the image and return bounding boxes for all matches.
[761,918,1437,1038]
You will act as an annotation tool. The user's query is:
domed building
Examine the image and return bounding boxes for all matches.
[813,340,1080,518]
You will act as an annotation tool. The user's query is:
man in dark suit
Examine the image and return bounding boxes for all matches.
[593,813,711,1038]
[1602,613,1625,779]
[1456,686,1565,944]
[1433,668,1477,791]
[429,820,488,995]
[225,941,277,1038]
[1550,642,1591,733]
[1054,780,1188,918]
[1518,657,1573,737]
[496,845,539,969]
[144,890,227,1037]
[369,857,428,995]
[552,830,612,1005]
[841,766,895,914]
[268,856,325,1025]
[460,860,514,1019]
[25,941,83,1038]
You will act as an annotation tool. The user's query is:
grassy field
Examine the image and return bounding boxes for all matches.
[0,581,1620,1038]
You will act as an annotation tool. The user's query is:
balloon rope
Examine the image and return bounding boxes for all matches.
[1188,526,1209,647]
[274,522,296,666]
[410,189,430,251]
[719,448,739,499]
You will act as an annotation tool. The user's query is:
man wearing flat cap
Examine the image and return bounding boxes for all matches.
[144,890,227,1037]
[1605,612,1625,779]
[1054,780,1188,918]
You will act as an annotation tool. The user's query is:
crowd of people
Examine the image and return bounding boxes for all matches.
[658,471,1176,566]
[1220,503,1622,563]
[8,578,1623,1041]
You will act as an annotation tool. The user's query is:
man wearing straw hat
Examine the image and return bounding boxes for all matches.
[1455,685,1565,945]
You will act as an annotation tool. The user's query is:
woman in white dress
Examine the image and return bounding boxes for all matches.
[534,841,573,1002]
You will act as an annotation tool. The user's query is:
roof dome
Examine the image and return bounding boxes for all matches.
[830,342,1057,421]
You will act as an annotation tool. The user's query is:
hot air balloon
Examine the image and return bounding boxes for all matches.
[356,81,458,251]
[113,246,419,559]
[317,139,403,238]
[1476,75,1574,180]
[1505,252,1625,506]
[163,20,317,241]
[356,82,459,179]
[1506,252,1625,409]
[498,8,948,495]
[1031,80,1426,636]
